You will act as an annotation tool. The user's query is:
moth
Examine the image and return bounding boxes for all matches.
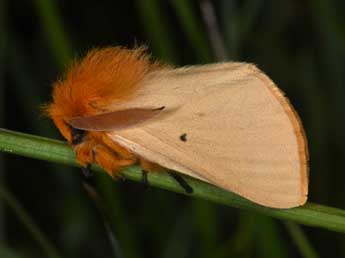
[46,47,308,208]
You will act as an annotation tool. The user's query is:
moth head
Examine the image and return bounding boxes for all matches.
[45,46,161,144]
[44,79,88,144]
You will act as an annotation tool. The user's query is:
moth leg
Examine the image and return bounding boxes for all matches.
[140,158,165,173]
[92,144,137,179]
[138,159,165,186]
[74,141,97,189]
[74,140,95,167]
[93,132,136,160]
[168,171,193,194]
[141,170,148,185]
[139,158,164,184]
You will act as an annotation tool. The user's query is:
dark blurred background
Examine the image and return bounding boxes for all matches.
[1,0,345,257]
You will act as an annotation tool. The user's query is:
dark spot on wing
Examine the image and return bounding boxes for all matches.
[180,133,187,142]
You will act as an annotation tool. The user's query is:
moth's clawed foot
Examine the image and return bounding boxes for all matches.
[81,165,92,179]
[168,171,193,194]
[80,165,97,189]
[141,170,148,185]
[141,170,149,189]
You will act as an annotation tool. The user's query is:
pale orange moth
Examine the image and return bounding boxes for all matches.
[46,46,308,208]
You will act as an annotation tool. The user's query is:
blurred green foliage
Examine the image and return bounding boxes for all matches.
[1,0,345,257]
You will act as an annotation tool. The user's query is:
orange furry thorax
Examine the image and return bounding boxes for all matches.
[46,47,161,143]
[45,46,164,177]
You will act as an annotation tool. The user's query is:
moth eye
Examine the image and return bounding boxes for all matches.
[70,127,85,145]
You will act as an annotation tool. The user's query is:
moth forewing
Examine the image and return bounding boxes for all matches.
[105,63,308,208]
[107,132,212,183]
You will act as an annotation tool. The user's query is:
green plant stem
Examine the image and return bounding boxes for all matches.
[33,0,73,68]
[284,222,320,258]
[0,0,6,244]
[1,128,345,233]
[136,0,178,63]
[0,184,62,258]
[170,0,213,63]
